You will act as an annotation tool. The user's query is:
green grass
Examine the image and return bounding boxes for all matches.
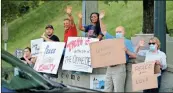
[1,1,173,54]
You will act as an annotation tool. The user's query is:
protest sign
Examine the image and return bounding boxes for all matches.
[31,38,43,57]
[62,37,99,73]
[132,62,159,91]
[90,39,126,68]
[132,74,158,91]
[34,42,65,74]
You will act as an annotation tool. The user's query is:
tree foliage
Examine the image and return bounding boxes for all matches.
[1,1,40,25]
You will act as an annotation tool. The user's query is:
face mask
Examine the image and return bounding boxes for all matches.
[116,33,123,38]
[149,44,156,51]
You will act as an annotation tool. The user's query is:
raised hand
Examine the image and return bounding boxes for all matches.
[99,10,105,19]
[100,24,107,35]
[78,12,82,19]
[41,32,46,38]
[65,6,72,15]
[138,40,145,47]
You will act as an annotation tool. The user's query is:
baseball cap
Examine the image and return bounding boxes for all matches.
[45,25,54,30]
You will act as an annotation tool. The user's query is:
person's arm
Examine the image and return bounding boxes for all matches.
[66,6,75,27]
[135,40,148,56]
[158,52,167,70]
[99,19,114,39]
[125,40,136,59]
[41,33,57,42]
[78,12,85,31]
[23,56,32,65]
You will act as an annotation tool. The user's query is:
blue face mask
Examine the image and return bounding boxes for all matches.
[149,44,156,51]
[116,33,123,38]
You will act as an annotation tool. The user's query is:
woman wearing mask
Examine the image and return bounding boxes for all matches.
[78,12,104,40]
[136,37,167,93]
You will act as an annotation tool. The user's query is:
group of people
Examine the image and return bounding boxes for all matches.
[19,6,167,93]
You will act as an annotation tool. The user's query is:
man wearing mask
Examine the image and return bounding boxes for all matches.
[100,22,136,92]
[41,25,60,42]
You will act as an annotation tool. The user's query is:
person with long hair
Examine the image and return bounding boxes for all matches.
[78,12,104,40]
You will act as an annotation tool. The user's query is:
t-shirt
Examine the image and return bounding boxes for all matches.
[49,35,60,42]
[64,25,77,43]
[20,57,31,61]
[84,25,104,38]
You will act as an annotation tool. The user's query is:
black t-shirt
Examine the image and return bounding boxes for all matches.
[49,35,60,42]
[20,57,31,61]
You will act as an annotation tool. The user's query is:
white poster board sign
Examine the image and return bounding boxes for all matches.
[90,75,105,91]
[34,42,65,74]
[62,37,99,73]
[31,38,43,57]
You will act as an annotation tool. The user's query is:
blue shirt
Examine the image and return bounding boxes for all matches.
[84,25,104,38]
[105,32,135,62]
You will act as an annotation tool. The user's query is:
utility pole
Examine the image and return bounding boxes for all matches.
[154,0,166,53]
[82,0,98,36]
[3,20,8,51]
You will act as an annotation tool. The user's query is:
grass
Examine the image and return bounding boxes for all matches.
[1,1,173,54]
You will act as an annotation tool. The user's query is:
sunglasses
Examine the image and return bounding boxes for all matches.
[148,43,156,45]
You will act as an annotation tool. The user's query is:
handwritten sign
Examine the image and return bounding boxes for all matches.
[62,37,99,73]
[132,62,155,76]
[132,74,158,91]
[34,42,65,74]
[90,39,126,68]
[132,62,158,91]
[31,38,43,57]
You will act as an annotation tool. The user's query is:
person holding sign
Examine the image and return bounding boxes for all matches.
[136,37,167,93]
[78,11,104,40]
[100,17,136,92]
[41,25,60,42]
[40,25,60,81]
[64,6,77,43]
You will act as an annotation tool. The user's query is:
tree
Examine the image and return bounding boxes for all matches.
[142,0,154,33]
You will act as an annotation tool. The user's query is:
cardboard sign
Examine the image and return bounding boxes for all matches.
[62,37,99,73]
[132,62,159,91]
[90,39,126,68]
[31,38,43,57]
[34,42,65,74]
[132,62,155,76]
[132,74,158,91]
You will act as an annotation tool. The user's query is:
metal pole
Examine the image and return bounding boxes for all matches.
[82,0,86,36]
[3,21,8,51]
[154,0,166,53]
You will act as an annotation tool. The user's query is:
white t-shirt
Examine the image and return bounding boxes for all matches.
[137,50,167,76]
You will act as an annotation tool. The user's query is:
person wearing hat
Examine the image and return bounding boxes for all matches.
[40,25,60,81]
[41,25,60,42]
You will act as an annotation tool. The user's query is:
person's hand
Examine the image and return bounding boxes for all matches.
[99,10,105,19]
[78,12,82,19]
[41,32,46,39]
[124,47,128,53]
[100,24,107,35]
[138,40,145,47]
[155,60,162,68]
[65,6,72,15]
